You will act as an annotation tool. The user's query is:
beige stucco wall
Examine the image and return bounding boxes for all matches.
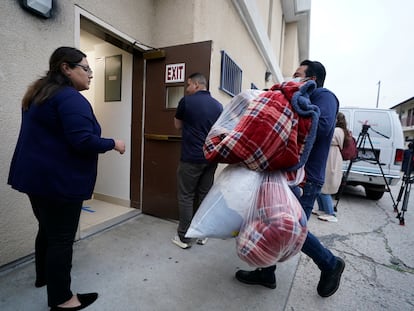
[269,2,284,67]
[0,0,159,267]
[1,1,78,267]
[256,0,271,25]
[195,1,268,104]
[147,0,273,104]
[151,0,196,46]
[75,0,156,47]
[282,22,300,79]
[0,0,304,267]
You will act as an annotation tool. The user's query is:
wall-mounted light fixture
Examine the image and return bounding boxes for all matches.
[19,0,53,19]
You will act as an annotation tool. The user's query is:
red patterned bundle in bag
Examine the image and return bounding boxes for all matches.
[236,171,308,267]
[204,81,319,172]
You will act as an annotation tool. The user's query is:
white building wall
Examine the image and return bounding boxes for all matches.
[282,22,300,79]
[195,1,268,104]
[256,0,271,23]
[269,2,285,68]
[0,0,156,267]
[146,0,274,104]
[0,1,81,267]
[151,0,196,46]
[92,43,132,204]
[75,0,156,47]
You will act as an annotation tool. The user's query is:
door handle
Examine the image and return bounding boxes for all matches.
[144,133,182,141]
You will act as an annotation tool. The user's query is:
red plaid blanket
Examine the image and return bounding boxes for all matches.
[236,172,308,267]
[204,81,319,172]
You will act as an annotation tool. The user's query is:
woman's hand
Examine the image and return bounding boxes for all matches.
[114,139,126,154]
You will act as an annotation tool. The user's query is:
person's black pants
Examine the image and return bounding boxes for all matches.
[29,195,82,307]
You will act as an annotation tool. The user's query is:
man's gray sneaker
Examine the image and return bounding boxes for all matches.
[196,237,208,245]
[172,235,192,249]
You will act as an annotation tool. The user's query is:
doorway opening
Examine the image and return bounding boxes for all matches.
[78,16,141,238]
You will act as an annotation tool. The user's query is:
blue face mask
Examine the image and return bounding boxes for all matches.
[290,77,303,83]
[287,77,311,83]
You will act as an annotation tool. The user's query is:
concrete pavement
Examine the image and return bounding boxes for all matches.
[0,184,413,310]
[287,185,414,311]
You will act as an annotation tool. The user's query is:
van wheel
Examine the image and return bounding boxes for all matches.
[364,187,385,200]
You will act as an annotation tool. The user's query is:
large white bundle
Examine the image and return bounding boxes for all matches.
[185,164,262,239]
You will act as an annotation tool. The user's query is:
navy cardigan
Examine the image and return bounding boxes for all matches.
[8,86,115,200]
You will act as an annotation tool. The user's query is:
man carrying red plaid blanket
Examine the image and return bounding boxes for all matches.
[235,60,346,298]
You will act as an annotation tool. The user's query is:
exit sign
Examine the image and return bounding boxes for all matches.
[165,63,185,83]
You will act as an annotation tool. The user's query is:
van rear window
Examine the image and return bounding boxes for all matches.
[353,111,392,139]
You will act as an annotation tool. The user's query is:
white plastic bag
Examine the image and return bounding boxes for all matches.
[205,89,264,140]
[236,171,308,267]
[185,164,262,239]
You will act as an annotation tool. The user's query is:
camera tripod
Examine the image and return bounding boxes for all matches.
[394,140,413,225]
[335,124,397,213]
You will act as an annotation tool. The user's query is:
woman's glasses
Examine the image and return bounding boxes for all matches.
[74,63,93,75]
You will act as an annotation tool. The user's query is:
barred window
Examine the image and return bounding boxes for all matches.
[219,51,242,96]
[408,108,414,126]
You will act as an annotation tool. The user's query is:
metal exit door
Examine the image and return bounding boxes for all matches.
[142,41,212,219]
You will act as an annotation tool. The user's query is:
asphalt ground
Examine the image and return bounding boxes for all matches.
[0,183,413,311]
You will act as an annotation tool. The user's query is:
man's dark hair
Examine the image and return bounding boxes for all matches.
[188,72,207,86]
[300,60,326,88]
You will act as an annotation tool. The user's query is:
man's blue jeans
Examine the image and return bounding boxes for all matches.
[262,182,337,273]
[316,193,335,215]
[299,181,337,271]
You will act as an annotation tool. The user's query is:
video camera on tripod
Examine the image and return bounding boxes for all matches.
[335,122,398,216]
[395,139,414,225]
[336,108,407,223]
[361,123,370,134]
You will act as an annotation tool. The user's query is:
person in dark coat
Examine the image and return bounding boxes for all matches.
[8,46,125,310]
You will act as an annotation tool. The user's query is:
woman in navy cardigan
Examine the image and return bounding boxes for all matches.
[8,47,125,310]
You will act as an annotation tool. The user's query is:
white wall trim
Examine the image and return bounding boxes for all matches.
[74,5,152,51]
[232,0,284,83]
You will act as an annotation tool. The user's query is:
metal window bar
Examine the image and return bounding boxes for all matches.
[220,51,242,96]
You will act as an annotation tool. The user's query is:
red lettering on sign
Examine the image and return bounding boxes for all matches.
[166,67,172,81]
[165,63,185,83]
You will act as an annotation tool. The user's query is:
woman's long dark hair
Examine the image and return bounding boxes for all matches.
[336,112,350,140]
[22,47,86,110]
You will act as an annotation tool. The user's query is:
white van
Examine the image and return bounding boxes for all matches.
[339,107,405,200]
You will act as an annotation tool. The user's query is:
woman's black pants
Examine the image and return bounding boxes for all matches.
[29,195,82,307]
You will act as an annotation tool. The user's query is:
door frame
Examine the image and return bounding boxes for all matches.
[75,6,149,209]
